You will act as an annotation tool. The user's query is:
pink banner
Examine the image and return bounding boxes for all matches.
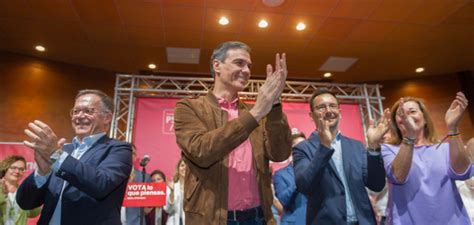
[132,98,364,178]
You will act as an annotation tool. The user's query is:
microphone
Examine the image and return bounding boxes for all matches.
[139,155,151,167]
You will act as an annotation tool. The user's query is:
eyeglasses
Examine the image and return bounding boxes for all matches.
[9,166,26,172]
[313,103,339,112]
[70,107,103,117]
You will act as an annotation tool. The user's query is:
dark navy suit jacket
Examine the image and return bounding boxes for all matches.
[293,132,385,225]
[16,136,133,225]
[273,164,307,225]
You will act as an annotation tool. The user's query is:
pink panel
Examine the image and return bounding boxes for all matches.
[132,98,364,178]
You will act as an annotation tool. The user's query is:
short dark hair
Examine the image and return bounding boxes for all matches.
[76,89,114,113]
[309,88,338,112]
[210,41,251,77]
[150,169,166,182]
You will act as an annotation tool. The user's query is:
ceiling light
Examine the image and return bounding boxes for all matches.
[415,67,424,73]
[258,19,268,28]
[219,16,229,25]
[323,72,332,78]
[35,45,45,52]
[296,22,306,31]
[148,64,157,69]
[262,0,285,7]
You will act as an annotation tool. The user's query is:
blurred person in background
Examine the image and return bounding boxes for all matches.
[273,128,307,225]
[164,159,186,225]
[121,145,151,225]
[456,138,474,224]
[145,169,169,225]
[0,155,41,225]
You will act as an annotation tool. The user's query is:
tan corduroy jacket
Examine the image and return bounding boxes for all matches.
[174,92,292,225]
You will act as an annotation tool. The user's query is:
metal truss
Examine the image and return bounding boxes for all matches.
[110,74,385,144]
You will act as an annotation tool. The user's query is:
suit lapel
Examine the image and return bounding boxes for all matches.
[341,136,354,188]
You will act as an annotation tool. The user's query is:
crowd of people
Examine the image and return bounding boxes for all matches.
[0,40,473,225]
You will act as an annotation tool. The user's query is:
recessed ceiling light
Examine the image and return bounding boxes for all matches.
[262,0,285,7]
[219,16,229,25]
[415,67,424,73]
[323,72,332,78]
[35,45,46,52]
[258,19,268,28]
[296,22,306,31]
[148,63,157,69]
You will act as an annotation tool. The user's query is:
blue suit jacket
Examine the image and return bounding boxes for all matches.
[293,132,385,225]
[273,164,307,225]
[16,136,133,225]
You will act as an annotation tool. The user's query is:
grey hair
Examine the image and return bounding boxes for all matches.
[209,41,251,77]
[76,89,114,113]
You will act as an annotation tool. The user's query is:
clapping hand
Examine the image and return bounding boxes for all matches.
[367,108,391,149]
[250,53,287,121]
[395,99,418,139]
[445,92,468,133]
[24,120,66,175]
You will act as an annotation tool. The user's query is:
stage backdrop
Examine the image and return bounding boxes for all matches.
[131,97,364,178]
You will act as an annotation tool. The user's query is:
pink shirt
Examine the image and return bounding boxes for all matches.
[218,98,260,210]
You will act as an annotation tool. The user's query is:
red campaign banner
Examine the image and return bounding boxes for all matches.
[122,182,167,207]
[132,98,364,177]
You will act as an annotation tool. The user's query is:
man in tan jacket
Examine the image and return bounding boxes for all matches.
[174,41,292,225]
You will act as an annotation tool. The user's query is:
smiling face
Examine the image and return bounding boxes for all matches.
[178,160,187,179]
[213,48,252,93]
[4,160,26,184]
[396,100,426,131]
[310,93,341,131]
[71,94,112,140]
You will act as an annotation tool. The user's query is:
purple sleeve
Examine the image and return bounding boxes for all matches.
[381,144,407,184]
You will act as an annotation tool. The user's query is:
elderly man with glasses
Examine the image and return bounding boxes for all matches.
[16,89,133,225]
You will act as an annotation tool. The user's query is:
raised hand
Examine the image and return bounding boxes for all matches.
[250,53,288,121]
[316,111,334,148]
[395,99,418,138]
[24,120,65,158]
[445,92,468,133]
[367,108,391,149]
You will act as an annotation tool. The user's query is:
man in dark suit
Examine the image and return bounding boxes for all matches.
[273,129,307,225]
[17,89,133,225]
[293,88,390,225]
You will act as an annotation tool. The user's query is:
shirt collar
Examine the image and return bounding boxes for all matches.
[72,132,106,149]
[217,97,239,110]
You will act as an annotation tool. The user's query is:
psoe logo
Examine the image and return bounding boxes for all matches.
[163,110,175,134]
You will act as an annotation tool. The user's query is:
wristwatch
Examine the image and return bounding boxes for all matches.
[49,148,64,163]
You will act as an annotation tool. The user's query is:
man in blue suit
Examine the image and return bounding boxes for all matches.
[293,88,390,225]
[273,129,307,225]
[18,89,133,225]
